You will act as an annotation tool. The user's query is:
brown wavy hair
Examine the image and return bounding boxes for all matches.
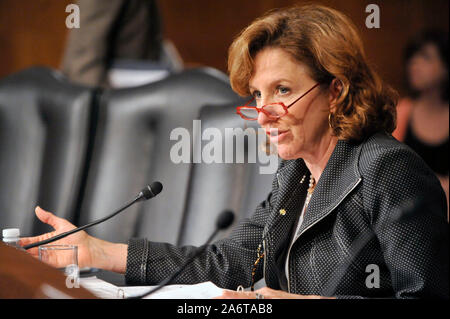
[228,4,398,141]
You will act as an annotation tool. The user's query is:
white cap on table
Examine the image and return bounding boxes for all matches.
[2,228,20,239]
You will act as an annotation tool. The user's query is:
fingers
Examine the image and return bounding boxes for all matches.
[35,206,62,230]
[19,234,55,247]
[216,287,303,299]
[18,207,71,258]
[18,237,40,257]
[19,232,56,257]
[20,207,60,254]
[215,289,257,299]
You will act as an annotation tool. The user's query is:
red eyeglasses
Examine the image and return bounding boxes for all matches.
[236,83,320,121]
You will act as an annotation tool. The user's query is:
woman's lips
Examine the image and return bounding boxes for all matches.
[266,128,289,143]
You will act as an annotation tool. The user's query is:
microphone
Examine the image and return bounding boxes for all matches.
[23,182,163,250]
[128,210,235,299]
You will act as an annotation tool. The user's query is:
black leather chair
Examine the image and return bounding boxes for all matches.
[0,67,94,236]
[77,68,243,244]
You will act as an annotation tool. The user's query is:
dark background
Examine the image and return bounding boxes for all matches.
[0,0,448,96]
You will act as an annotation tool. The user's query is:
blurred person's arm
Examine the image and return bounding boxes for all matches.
[437,174,449,220]
[392,97,413,141]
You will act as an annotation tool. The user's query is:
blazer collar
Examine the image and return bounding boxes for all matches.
[297,139,363,237]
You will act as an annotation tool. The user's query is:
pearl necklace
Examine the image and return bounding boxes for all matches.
[303,175,316,212]
[308,174,316,193]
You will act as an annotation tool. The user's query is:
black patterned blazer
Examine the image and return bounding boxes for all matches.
[125,132,449,298]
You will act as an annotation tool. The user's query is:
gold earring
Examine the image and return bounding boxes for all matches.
[328,113,333,129]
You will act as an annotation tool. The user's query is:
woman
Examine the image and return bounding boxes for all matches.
[21,5,448,298]
[393,30,449,217]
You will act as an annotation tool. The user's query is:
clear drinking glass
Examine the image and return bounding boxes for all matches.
[39,245,79,287]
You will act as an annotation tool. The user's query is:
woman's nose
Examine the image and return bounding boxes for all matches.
[257,109,273,126]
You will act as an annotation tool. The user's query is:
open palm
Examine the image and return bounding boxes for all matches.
[19,207,94,269]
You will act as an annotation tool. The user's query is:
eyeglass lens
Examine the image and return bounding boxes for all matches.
[240,103,286,120]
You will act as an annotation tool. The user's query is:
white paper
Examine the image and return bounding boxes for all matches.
[80,276,125,299]
[125,281,224,299]
[79,276,224,299]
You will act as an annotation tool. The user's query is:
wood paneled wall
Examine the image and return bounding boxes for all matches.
[0,0,448,95]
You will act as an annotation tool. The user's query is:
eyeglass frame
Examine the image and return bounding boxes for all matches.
[236,82,321,121]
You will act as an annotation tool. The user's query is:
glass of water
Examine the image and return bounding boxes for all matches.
[39,245,79,287]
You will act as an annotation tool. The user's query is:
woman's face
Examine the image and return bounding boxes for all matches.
[408,43,447,92]
[249,47,333,160]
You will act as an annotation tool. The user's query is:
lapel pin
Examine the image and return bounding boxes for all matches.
[279,209,286,216]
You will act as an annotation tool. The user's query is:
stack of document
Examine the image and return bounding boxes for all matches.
[80,276,224,299]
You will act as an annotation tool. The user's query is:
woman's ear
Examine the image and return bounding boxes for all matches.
[328,78,342,112]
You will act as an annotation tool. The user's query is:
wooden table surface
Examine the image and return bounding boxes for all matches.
[0,241,97,298]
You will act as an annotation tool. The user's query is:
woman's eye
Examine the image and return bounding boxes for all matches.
[278,87,290,94]
[252,91,262,99]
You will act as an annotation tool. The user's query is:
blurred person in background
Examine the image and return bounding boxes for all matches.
[60,0,163,88]
[393,30,449,218]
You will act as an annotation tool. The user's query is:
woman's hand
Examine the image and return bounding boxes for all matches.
[217,287,335,299]
[19,206,128,273]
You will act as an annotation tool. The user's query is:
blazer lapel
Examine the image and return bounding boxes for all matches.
[295,140,362,239]
[262,159,309,287]
[264,158,309,238]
